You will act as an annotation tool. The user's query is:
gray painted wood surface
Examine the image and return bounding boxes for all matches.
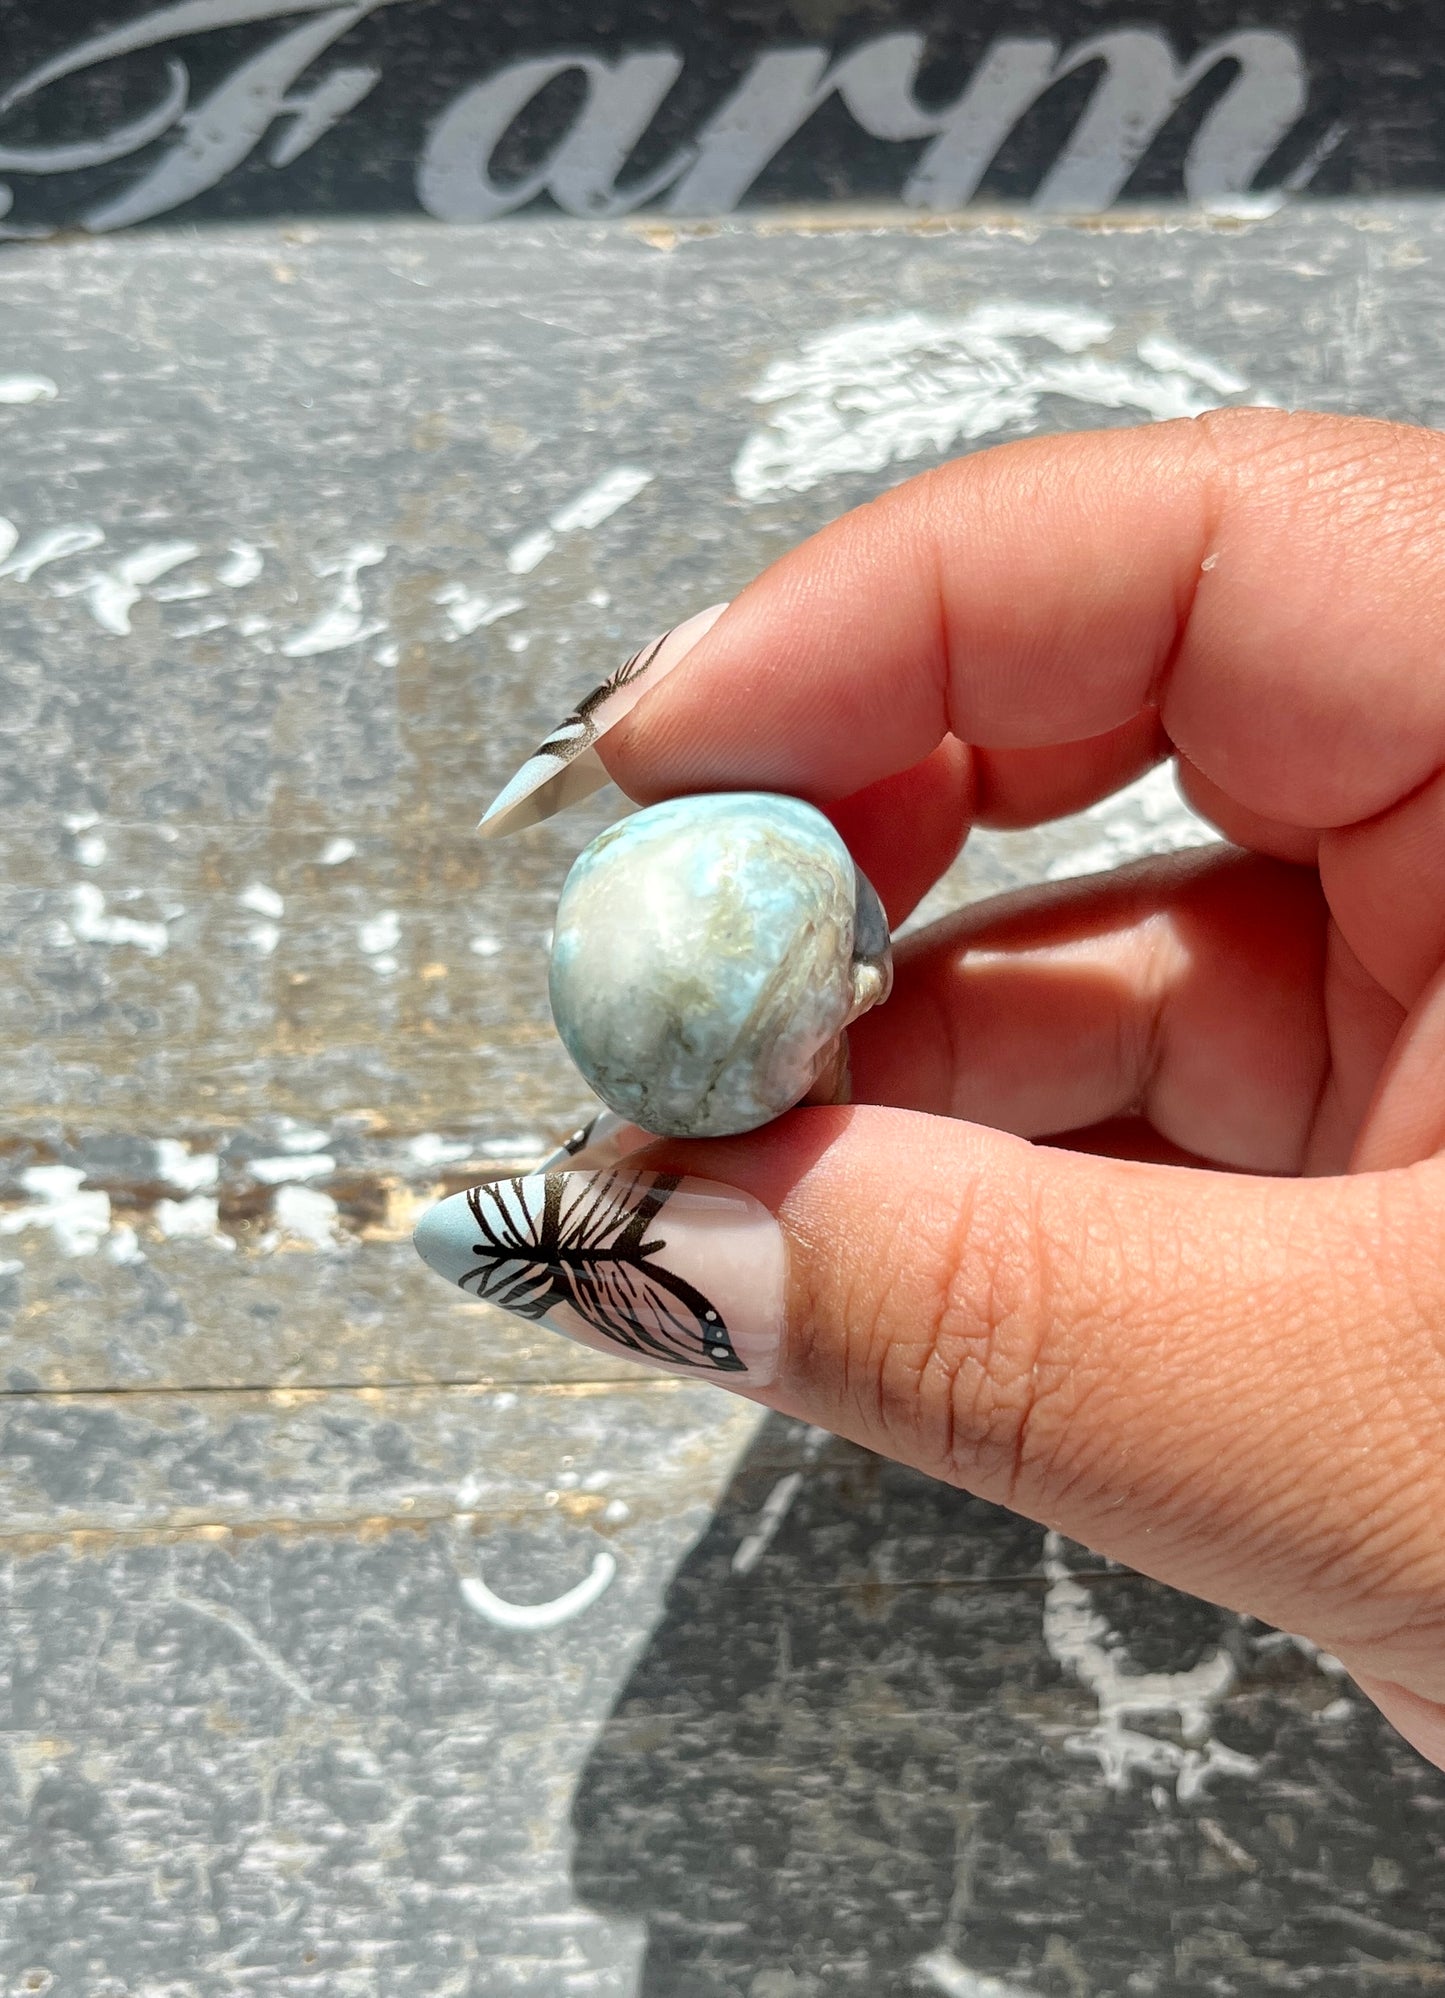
[1,204,1443,1995]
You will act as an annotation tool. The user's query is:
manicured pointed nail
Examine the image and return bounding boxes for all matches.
[477,602,729,836]
[533,1107,647,1174]
[413,1167,785,1384]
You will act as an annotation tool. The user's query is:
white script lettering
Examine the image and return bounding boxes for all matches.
[0,0,402,233]
[0,14,1315,233]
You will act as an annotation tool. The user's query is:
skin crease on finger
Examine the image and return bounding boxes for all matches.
[573,410,1445,1745]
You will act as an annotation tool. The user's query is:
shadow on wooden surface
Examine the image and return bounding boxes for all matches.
[574,1416,1445,1998]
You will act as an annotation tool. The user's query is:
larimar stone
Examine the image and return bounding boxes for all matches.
[548,792,892,1138]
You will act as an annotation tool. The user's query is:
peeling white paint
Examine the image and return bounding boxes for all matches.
[155,1193,224,1241]
[434,583,524,639]
[918,1950,1034,1998]
[150,575,212,603]
[106,1225,146,1265]
[271,1183,341,1249]
[281,541,387,657]
[153,1140,219,1192]
[359,910,400,956]
[276,1124,330,1154]
[505,465,653,576]
[246,922,280,956]
[0,522,104,582]
[79,540,202,635]
[0,1166,111,1257]
[1135,334,1248,396]
[239,882,284,919]
[217,540,263,588]
[70,882,169,954]
[408,1133,474,1168]
[0,518,16,565]
[460,1550,617,1632]
[468,934,503,957]
[0,373,58,404]
[732,1471,804,1575]
[248,1153,335,1185]
[1041,1530,1259,1798]
[1254,1628,1349,1679]
[549,465,653,534]
[733,307,1259,501]
[505,527,555,575]
[319,837,356,865]
[74,831,107,867]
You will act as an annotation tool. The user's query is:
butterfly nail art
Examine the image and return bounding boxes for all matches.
[458,1170,744,1372]
[414,1165,786,1383]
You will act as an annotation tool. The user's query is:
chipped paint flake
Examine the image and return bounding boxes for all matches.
[239,882,284,919]
[1135,334,1249,395]
[271,1183,342,1249]
[732,1471,804,1575]
[434,583,524,639]
[460,1550,617,1631]
[70,882,169,954]
[359,910,400,956]
[217,540,263,588]
[505,466,653,576]
[281,541,387,657]
[549,465,653,534]
[0,373,58,404]
[0,1166,111,1257]
[917,1951,1035,1998]
[0,522,104,582]
[408,1133,474,1168]
[155,1193,225,1242]
[78,540,202,634]
[153,1140,219,1192]
[248,1153,335,1185]
[505,527,555,575]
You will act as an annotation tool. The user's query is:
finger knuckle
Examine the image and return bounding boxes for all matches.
[883,1163,1103,1511]
[1192,406,1445,544]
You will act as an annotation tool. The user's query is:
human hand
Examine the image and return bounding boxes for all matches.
[422,410,1445,1768]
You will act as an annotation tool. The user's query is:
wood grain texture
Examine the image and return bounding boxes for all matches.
[1,205,1442,1994]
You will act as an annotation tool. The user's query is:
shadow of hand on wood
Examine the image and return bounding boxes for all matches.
[571,1414,1445,1998]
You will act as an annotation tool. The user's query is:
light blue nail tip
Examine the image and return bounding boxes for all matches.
[476,750,566,829]
[412,1188,475,1285]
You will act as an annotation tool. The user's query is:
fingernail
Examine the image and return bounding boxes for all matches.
[477,602,729,836]
[413,1167,784,1384]
[532,1107,648,1174]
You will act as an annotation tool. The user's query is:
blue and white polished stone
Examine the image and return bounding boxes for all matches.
[548,792,892,1138]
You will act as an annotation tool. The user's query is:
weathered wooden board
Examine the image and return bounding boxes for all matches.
[0,205,1443,1994]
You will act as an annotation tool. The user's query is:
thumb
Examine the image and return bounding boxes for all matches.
[636,1106,1445,1702]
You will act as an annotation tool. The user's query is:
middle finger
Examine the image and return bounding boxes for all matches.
[847,845,1341,1174]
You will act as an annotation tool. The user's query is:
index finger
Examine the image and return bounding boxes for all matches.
[602,410,1445,836]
